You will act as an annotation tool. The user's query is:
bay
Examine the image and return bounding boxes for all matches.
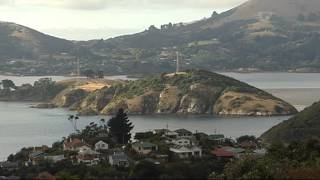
[1,72,320,160]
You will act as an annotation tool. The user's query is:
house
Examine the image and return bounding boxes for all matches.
[95,140,109,151]
[63,138,86,151]
[169,145,202,159]
[171,138,192,146]
[109,152,130,167]
[208,134,225,144]
[28,151,46,165]
[174,129,193,138]
[223,146,245,158]
[164,131,179,139]
[239,141,258,149]
[77,149,100,166]
[211,148,236,159]
[253,148,267,157]
[132,142,158,155]
[44,155,65,163]
[153,129,170,135]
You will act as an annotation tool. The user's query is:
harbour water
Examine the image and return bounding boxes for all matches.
[1,72,320,160]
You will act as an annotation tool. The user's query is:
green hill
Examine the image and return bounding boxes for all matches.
[261,101,320,143]
[51,70,298,116]
[0,22,73,58]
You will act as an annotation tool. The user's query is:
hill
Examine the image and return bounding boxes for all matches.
[261,100,320,143]
[49,70,297,116]
[2,0,320,75]
[0,22,74,58]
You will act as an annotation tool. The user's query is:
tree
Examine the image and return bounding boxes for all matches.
[97,70,104,79]
[68,115,80,133]
[83,69,95,79]
[108,108,134,144]
[211,11,219,18]
[1,79,16,89]
[297,14,305,21]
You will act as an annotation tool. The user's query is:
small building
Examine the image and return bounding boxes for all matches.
[77,149,100,166]
[28,151,46,165]
[208,134,225,144]
[109,153,130,167]
[169,145,202,159]
[211,148,235,159]
[44,155,65,163]
[63,138,86,151]
[239,141,258,149]
[164,131,179,139]
[171,138,192,146]
[153,129,170,135]
[132,142,158,155]
[174,129,193,138]
[95,140,109,151]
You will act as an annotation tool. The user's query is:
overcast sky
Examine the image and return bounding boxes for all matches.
[0,0,247,40]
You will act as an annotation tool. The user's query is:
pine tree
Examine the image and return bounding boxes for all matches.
[108,108,134,144]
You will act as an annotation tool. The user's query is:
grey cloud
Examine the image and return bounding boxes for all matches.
[3,0,247,10]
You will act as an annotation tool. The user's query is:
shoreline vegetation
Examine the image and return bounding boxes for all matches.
[0,69,297,117]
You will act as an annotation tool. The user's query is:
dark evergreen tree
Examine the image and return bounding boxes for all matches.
[108,108,134,144]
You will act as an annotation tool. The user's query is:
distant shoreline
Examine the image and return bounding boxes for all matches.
[265,88,320,111]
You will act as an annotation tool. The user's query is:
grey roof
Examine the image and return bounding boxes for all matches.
[132,141,157,148]
[110,153,129,161]
[29,151,46,158]
[175,129,193,135]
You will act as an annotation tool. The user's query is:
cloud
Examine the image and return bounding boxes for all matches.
[0,0,246,10]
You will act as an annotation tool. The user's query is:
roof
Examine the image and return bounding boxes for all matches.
[78,149,100,155]
[132,141,157,148]
[29,151,46,158]
[211,148,235,157]
[223,147,245,154]
[64,138,85,149]
[170,145,201,153]
[208,134,225,140]
[110,153,129,162]
[95,140,108,145]
[175,129,192,135]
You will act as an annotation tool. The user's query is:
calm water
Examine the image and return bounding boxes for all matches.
[0,101,289,160]
[1,72,320,160]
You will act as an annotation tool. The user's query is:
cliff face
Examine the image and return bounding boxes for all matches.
[52,70,297,116]
[261,101,320,143]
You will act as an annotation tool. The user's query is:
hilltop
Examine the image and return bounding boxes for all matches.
[261,100,320,143]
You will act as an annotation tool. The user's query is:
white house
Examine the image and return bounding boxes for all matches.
[109,152,130,167]
[132,142,158,155]
[77,149,100,166]
[95,140,109,151]
[169,145,202,159]
[172,138,192,146]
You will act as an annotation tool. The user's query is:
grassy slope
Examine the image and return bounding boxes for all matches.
[261,101,320,143]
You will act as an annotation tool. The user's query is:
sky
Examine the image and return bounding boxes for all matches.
[0,0,247,40]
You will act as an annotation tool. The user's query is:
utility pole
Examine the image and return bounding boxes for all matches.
[77,58,80,77]
[176,51,180,73]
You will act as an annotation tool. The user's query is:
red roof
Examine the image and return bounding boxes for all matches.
[211,148,235,157]
[64,138,85,149]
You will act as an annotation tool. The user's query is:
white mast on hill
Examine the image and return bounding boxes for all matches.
[176,51,181,73]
